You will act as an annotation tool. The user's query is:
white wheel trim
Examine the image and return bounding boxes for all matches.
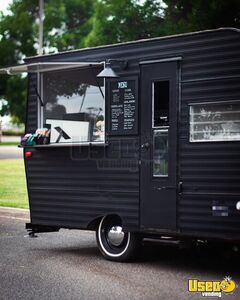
[98,216,131,258]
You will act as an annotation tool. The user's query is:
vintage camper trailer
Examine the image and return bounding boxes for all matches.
[1,28,240,261]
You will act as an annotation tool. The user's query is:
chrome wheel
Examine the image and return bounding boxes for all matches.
[107,226,125,246]
[96,215,141,262]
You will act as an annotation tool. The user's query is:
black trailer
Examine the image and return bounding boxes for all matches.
[1,28,240,261]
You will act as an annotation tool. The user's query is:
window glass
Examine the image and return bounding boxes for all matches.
[43,67,104,144]
[153,130,168,177]
[190,102,240,142]
[153,81,169,127]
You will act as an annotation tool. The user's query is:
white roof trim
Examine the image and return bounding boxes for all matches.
[0,62,103,75]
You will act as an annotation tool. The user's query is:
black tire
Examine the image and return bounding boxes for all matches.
[96,215,141,262]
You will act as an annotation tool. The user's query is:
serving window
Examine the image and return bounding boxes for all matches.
[41,66,105,144]
[190,101,240,142]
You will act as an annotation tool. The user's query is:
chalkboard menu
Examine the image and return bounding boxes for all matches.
[109,78,138,135]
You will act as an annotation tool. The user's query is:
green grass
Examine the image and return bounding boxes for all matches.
[2,129,24,136]
[0,142,19,146]
[0,159,29,209]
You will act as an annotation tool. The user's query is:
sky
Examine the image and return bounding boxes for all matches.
[0,0,12,14]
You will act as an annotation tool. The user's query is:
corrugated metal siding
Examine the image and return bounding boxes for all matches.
[25,138,139,230]
[179,30,240,239]
[179,79,240,239]
[26,73,38,133]
[25,29,240,238]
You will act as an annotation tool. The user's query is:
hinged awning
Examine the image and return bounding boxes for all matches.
[0,62,103,75]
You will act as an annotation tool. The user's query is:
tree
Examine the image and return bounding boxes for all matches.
[1,0,240,124]
[84,0,164,47]
[162,0,240,34]
[44,0,95,51]
[0,0,38,124]
[0,0,95,124]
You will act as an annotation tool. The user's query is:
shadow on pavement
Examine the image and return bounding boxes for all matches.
[28,234,240,279]
[140,241,240,277]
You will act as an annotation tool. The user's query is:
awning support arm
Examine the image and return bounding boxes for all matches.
[90,66,104,99]
[35,87,45,107]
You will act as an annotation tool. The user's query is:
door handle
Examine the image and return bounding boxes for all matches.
[178,181,183,194]
[141,142,150,151]
[154,186,176,191]
[154,183,183,192]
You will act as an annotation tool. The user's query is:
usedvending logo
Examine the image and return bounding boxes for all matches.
[188,276,237,298]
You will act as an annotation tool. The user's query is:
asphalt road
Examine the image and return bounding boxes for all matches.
[0,208,239,300]
[0,146,23,159]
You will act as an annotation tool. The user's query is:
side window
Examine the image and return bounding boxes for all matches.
[152,80,170,177]
[190,101,240,142]
[153,129,168,177]
[153,81,170,127]
[42,67,104,144]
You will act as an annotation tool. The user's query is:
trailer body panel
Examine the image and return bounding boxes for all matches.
[23,29,240,240]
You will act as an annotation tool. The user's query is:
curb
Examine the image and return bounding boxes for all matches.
[0,206,30,220]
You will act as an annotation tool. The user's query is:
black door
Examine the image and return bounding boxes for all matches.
[140,61,178,230]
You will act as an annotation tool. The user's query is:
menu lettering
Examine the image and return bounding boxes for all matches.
[109,79,138,135]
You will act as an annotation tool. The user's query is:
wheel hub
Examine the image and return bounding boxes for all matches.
[107,226,125,246]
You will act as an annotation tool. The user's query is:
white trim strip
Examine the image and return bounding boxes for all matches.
[0,62,103,75]
[24,142,108,148]
[140,57,182,65]
[189,99,240,106]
